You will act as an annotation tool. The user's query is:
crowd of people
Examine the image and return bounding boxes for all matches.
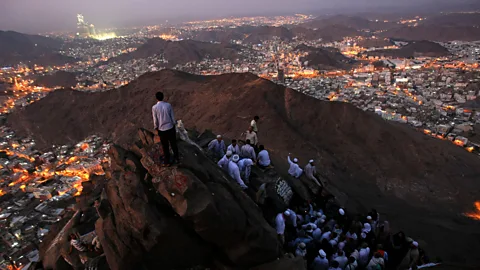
[152,92,431,270]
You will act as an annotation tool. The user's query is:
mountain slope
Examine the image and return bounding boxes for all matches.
[108,38,242,66]
[296,44,355,69]
[366,40,451,58]
[0,31,74,66]
[7,70,480,266]
[382,25,480,42]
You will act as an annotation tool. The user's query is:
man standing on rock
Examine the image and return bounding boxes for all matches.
[152,91,179,166]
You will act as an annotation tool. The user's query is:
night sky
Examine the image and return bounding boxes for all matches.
[0,0,475,33]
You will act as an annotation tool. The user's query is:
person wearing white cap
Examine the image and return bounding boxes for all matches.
[237,158,254,183]
[227,139,240,155]
[275,209,296,244]
[304,159,322,186]
[217,151,233,171]
[312,249,329,270]
[240,140,256,160]
[287,154,303,178]
[227,155,248,189]
[208,135,226,160]
[295,242,307,258]
[398,240,419,270]
[339,208,345,216]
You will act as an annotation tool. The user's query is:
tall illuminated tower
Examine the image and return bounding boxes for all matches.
[76,14,89,37]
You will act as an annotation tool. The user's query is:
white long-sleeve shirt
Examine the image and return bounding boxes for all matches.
[287,156,303,178]
[238,158,253,181]
[305,163,320,182]
[228,161,247,188]
[217,155,230,171]
[358,247,371,266]
[275,213,286,234]
[251,119,258,132]
[257,150,271,167]
[245,131,258,145]
[152,101,176,131]
[312,256,329,270]
[208,139,226,157]
[227,144,240,155]
[241,144,256,160]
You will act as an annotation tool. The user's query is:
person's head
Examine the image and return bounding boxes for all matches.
[246,139,251,145]
[293,158,298,163]
[374,252,381,258]
[412,241,419,249]
[216,135,222,141]
[226,151,233,158]
[232,155,240,163]
[331,260,339,268]
[299,242,306,250]
[155,92,164,101]
[248,126,253,132]
[254,116,259,121]
[69,233,77,240]
[361,242,368,249]
[309,159,314,165]
[348,256,356,264]
[338,250,344,256]
[259,145,265,151]
[232,139,237,146]
[319,249,327,258]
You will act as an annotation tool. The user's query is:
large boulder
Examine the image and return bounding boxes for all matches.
[95,144,211,270]
[137,128,281,267]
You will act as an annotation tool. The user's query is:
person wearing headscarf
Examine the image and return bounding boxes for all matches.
[208,135,226,160]
[217,151,232,171]
[312,249,329,270]
[227,155,248,189]
[398,241,420,270]
[287,155,303,178]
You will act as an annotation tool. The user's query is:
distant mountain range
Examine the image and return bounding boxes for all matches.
[295,44,355,70]
[366,40,451,58]
[107,38,243,66]
[0,31,75,67]
[381,13,480,42]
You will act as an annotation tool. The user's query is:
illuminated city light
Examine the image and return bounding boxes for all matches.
[464,201,480,220]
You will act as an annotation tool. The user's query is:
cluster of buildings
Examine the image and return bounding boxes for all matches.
[0,126,109,269]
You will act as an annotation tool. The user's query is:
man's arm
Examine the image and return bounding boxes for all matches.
[251,149,256,161]
[287,156,293,165]
[152,106,158,130]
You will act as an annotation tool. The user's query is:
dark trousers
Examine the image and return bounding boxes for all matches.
[158,127,179,164]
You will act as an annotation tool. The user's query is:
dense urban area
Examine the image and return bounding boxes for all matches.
[1,9,480,270]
